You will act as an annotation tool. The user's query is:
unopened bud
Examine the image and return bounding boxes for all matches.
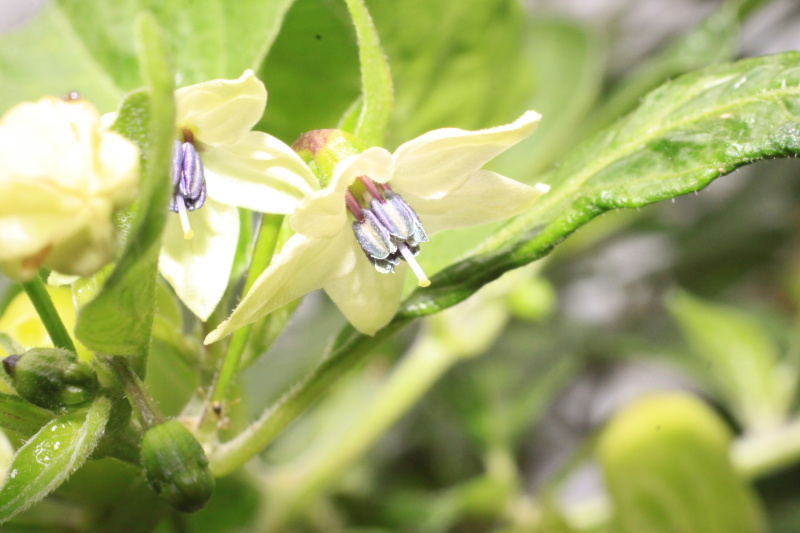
[3,347,98,410]
[141,421,215,513]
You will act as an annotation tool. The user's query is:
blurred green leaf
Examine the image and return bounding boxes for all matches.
[371,0,529,145]
[668,291,794,430]
[0,0,295,114]
[258,0,360,143]
[55,0,296,90]
[0,4,122,114]
[598,393,763,533]
[586,3,741,134]
[0,396,111,523]
[75,14,174,375]
[491,17,606,179]
[0,394,54,439]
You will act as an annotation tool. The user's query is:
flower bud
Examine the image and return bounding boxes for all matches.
[3,347,99,410]
[140,421,215,513]
[292,129,365,187]
[0,97,139,280]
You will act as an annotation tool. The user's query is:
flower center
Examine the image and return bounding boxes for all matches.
[347,176,430,287]
[170,129,207,239]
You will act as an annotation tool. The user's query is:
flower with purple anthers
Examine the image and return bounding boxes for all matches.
[151,70,316,320]
[206,110,551,341]
[349,180,429,281]
[168,140,207,239]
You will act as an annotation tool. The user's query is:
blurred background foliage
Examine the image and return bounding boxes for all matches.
[3,0,800,531]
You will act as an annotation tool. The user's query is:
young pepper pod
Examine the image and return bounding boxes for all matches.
[140,420,215,512]
[2,347,99,410]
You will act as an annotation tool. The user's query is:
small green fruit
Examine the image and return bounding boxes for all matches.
[3,347,98,409]
[140,420,215,512]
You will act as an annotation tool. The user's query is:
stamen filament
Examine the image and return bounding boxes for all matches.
[397,242,430,287]
[176,198,194,239]
[358,175,385,203]
[345,190,365,222]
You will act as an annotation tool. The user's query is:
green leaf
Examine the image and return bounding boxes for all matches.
[370,0,529,145]
[54,0,296,90]
[75,14,175,375]
[597,393,764,533]
[668,291,793,430]
[491,17,606,179]
[258,0,360,143]
[0,0,295,114]
[0,3,122,114]
[0,396,111,523]
[0,394,55,439]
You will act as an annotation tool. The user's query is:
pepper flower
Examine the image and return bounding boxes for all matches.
[0,96,139,281]
[205,111,549,341]
[158,70,317,320]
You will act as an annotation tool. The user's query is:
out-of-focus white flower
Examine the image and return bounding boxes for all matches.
[0,97,139,280]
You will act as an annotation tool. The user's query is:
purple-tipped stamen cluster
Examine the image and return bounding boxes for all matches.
[169,140,207,214]
[349,177,429,278]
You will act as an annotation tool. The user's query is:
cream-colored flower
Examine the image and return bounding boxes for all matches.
[0,97,139,280]
[159,70,316,320]
[205,111,549,341]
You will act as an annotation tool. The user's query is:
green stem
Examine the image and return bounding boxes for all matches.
[206,215,284,409]
[344,0,393,147]
[105,356,163,429]
[21,276,76,354]
[261,336,461,530]
[209,319,409,476]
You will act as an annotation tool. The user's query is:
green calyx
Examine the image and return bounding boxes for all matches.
[3,347,99,410]
[292,129,366,188]
[140,420,215,513]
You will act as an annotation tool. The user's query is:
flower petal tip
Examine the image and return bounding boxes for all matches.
[535,182,551,193]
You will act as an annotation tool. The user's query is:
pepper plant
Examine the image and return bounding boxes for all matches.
[0,0,800,531]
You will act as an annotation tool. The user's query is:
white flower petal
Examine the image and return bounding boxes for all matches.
[324,256,406,335]
[391,110,541,199]
[290,147,394,238]
[159,198,240,321]
[175,70,266,146]
[204,230,357,344]
[407,170,550,235]
[203,131,317,215]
